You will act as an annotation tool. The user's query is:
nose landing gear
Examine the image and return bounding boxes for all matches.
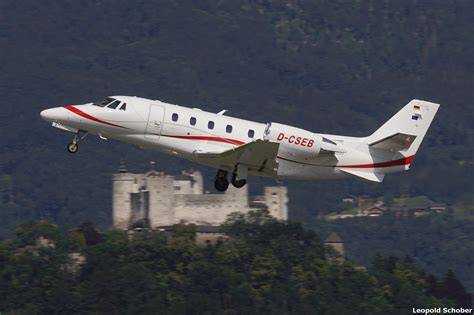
[66,131,88,154]
[67,142,79,153]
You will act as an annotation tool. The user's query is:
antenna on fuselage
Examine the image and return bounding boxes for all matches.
[217,109,228,115]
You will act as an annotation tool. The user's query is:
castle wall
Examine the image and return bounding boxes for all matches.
[190,171,203,194]
[173,179,195,195]
[174,186,251,225]
[112,169,289,229]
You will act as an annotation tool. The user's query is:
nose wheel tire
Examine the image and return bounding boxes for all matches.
[67,142,78,154]
[231,173,247,188]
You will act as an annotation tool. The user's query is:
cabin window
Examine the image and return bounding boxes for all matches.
[208,121,215,130]
[248,129,255,138]
[119,103,126,111]
[107,100,121,109]
[226,125,233,133]
[190,117,196,126]
[172,113,179,122]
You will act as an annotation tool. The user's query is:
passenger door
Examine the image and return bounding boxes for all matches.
[145,104,165,140]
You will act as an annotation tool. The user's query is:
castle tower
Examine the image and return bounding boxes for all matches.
[190,170,203,194]
[264,186,288,220]
[324,232,345,258]
[112,163,135,229]
[145,171,175,227]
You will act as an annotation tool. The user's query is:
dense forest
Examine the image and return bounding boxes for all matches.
[312,213,474,292]
[0,211,471,314]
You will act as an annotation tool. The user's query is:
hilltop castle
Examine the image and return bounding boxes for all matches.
[112,164,288,229]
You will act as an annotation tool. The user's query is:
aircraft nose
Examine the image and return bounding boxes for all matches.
[40,107,68,122]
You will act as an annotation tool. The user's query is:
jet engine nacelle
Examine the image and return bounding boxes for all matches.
[265,122,322,162]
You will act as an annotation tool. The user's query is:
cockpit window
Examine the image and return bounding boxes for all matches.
[119,103,126,111]
[107,100,121,109]
[94,97,115,107]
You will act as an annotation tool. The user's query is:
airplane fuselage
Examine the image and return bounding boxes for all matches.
[40,95,439,190]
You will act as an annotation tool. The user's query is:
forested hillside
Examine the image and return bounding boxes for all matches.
[312,213,474,291]
[0,212,470,314]
[0,1,473,236]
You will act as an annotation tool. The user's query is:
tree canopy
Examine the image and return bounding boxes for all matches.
[0,213,470,314]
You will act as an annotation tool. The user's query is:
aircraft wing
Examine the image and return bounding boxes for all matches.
[369,133,417,152]
[193,139,280,176]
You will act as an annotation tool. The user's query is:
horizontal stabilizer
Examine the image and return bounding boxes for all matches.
[339,168,385,182]
[369,133,417,152]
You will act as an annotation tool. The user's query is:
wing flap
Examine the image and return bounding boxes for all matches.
[193,139,280,176]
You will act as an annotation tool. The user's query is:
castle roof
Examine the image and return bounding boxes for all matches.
[324,232,343,243]
[144,170,165,177]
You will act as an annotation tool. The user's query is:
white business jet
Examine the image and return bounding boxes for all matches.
[40,96,439,191]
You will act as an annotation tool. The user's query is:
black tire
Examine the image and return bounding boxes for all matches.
[231,173,247,188]
[214,178,229,192]
[67,142,78,154]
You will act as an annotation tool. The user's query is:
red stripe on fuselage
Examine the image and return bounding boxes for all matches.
[277,155,414,168]
[64,105,129,129]
[161,134,245,145]
[62,107,243,144]
[337,155,414,168]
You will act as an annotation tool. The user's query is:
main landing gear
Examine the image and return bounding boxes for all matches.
[214,169,247,192]
[231,173,247,188]
[66,131,88,154]
[214,170,229,192]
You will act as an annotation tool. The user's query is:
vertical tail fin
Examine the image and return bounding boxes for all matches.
[365,99,440,156]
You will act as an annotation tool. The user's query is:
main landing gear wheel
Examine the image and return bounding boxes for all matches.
[231,173,247,188]
[67,142,78,154]
[214,169,229,192]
